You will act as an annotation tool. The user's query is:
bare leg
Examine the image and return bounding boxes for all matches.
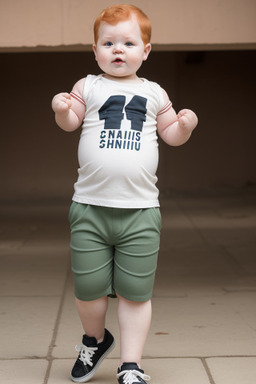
[117,295,152,367]
[75,296,108,342]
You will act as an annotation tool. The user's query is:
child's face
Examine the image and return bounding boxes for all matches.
[93,14,151,81]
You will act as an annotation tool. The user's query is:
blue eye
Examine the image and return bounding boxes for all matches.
[105,41,113,47]
[125,42,134,47]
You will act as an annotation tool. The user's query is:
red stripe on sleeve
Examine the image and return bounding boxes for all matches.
[157,101,172,116]
[70,92,86,107]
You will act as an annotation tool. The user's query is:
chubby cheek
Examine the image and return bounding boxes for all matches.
[128,53,143,67]
[95,50,109,66]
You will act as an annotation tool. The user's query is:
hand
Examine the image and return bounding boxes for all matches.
[52,93,72,113]
[177,109,198,133]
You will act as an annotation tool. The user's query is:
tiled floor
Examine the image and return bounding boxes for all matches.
[1,189,256,383]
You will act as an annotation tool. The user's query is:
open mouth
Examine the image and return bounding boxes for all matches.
[113,58,124,64]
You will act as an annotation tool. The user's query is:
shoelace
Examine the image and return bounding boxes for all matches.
[75,344,98,367]
[117,369,151,384]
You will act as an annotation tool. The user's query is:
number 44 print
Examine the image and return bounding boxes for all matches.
[99,95,147,132]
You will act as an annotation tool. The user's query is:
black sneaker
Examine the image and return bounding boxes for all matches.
[117,362,151,384]
[71,328,115,383]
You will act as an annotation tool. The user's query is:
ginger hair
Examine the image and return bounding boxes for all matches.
[94,4,151,45]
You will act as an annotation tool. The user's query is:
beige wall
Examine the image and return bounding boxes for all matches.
[1,0,256,51]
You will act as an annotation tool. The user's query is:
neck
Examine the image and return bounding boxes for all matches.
[103,74,143,84]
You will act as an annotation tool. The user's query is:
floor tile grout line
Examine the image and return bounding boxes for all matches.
[0,295,62,298]
[201,358,216,384]
[142,355,256,360]
[1,355,256,362]
[43,263,70,384]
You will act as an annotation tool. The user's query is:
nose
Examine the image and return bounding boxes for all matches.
[113,45,124,54]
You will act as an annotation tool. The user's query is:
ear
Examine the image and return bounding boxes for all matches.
[93,44,97,61]
[143,43,151,61]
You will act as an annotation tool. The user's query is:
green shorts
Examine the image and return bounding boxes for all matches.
[69,202,161,302]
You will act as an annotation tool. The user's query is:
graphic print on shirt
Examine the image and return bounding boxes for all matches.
[99,95,147,151]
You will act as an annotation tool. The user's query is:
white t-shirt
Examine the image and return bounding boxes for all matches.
[72,74,168,208]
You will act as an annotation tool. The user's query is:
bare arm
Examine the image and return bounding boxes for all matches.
[157,89,198,146]
[51,78,86,132]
